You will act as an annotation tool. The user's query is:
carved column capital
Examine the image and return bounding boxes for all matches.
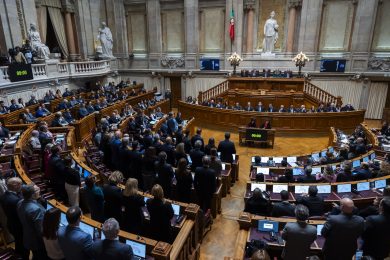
[35,0,43,8]
[288,0,302,8]
[61,0,75,13]
[352,0,359,5]
[244,0,256,10]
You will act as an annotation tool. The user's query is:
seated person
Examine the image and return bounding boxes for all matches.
[255,101,264,112]
[278,105,287,113]
[175,112,183,124]
[233,102,242,110]
[317,103,326,112]
[341,103,355,111]
[244,188,270,216]
[0,101,9,114]
[63,108,74,123]
[51,112,69,127]
[43,92,52,103]
[327,103,339,112]
[298,105,307,113]
[35,104,50,118]
[23,108,37,123]
[57,99,71,110]
[277,168,295,183]
[316,165,336,182]
[78,104,89,118]
[288,105,295,113]
[244,102,254,111]
[108,112,121,124]
[353,162,371,181]
[155,107,164,118]
[69,96,78,107]
[29,130,41,149]
[260,120,271,129]
[267,103,274,112]
[296,186,324,216]
[336,163,353,182]
[247,118,257,128]
[0,122,10,138]
[62,88,73,97]
[297,166,316,183]
[76,95,84,104]
[85,101,95,114]
[26,95,38,106]
[94,100,103,111]
[271,190,295,217]
[9,99,20,112]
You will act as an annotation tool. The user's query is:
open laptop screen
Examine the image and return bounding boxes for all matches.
[172,204,180,216]
[126,240,146,259]
[258,220,279,232]
[337,184,352,193]
[251,183,266,192]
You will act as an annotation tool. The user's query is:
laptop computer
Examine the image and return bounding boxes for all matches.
[317,224,324,236]
[362,156,369,163]
[79,222,94,237]
[311,167,322,175]
[294,185,309,194]
[273,157,283,164]
[272,184,288,193]
[287,157,297,163]
[356,182,370,192]
[337,184,352,193]
[261,157,269,163]
[374,179,386,189]
[83,169,91,179]
[251,183,266,192]
[172,204,180,216]
[311,153,320,162]
[370,153,376,160]
[352,160,361,169]
[256,167,269,175]
[293,168,303,176]
[258,220,279,232]
[320,150,327,157]
[317,185,331,194]
[126,240,147,260]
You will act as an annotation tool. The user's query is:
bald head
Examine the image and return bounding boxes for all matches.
[340,198,354,214]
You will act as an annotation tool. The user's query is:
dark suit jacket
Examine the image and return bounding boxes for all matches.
[194,166,216,199]
[1,191,22,234]
[122,194,145,234]
[296,195,324,216]
[16,199,46,250]
[271,201,295,217]
[58,225,94,260]
[217,139,236,163]
[161,143,175,166]
[190,134,204,149]
[189,148,205,172]
[282,222,317,260]
[244,196,270,216]
[361,214,390,259]
[155,162,174,198]
[146,199,174,243]
[103,183,123,221]
[321,213,365,260]
[255,105,264,112]
[91,239,133,260]
[297,175,317,183]
[0,126,10,138]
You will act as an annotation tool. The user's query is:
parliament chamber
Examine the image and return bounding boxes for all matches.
[1,0,390,260]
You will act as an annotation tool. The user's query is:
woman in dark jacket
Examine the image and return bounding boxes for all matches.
[175,158,193,203]
[122,178,145,235]
[174,143,188,167]
[84,176,104,222]
[146,184,174,243]
[204,138,216,155]
[142,146,158,191]
[102,171,123,222]
[155,152,174,199]
[244,188,270,216]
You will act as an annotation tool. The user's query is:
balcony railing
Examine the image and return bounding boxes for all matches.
[0,60,112,85]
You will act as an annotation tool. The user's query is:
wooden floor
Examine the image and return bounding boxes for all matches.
[198,119,381,260]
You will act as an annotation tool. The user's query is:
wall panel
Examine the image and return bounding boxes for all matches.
[162,10,184,52]
[372,0,390,51]
[200,8,225,52]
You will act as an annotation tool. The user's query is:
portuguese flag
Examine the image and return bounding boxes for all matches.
[229,8,235,41]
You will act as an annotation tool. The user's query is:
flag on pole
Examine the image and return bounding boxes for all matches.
[229,8,235,41]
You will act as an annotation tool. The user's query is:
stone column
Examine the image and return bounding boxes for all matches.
[184,0,199,69]
[297,0,323,53]
[146,0,162,68]
[245,0,255,53]
[62,0,78,60]
[286,0,301,53]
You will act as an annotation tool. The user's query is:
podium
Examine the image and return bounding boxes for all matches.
[238,127,275,148]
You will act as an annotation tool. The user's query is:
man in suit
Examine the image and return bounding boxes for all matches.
[281,205,317,260]
[317,103,326,112]
[191,128,204,149]
[271,190,295,217]
[341,103,355,111]
[296,186,324,216]
[217,132,236,164]
[353,162,371,181]
[361,197,390,259]
[327,103,338,112]
[267,103,274,112]
[91,218,133,259]
[9,99,20,112]
[288,105,295,113]
[0,177,29,259]
[17,184,47,260]
[194,156,216,211]
[297,166,316,183]
[190,140,205,172]
[244,101,254,111]
[0,121,10,138]
[255,101,264,112]
[161,137,175,166]
[321,198,365,260]
[233,102,242,110]
[278,105,287,113]
[166,112,178,135]
[24,108,37,123]
[58,206,94,260]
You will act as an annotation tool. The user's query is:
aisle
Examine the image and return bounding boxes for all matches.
[198,128,329,260]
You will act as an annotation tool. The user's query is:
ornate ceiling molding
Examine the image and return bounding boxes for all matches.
[368,58,390,71]
[244,0,256,10]
[288,0,302,8]
[160,56,185,69]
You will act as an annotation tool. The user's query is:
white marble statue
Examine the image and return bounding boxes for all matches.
[28,23,50,59]
[263,11,279,54]
[98,22,113,58]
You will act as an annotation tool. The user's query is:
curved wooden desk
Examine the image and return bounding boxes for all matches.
[178,101,365,133]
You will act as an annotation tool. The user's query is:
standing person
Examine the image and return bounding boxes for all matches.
[58,206,94,260]
[204,138,216,156]
[0,177,29,259]
[209,148,222,177]
[194,156,216,211]
[361,197,390,259]
[91,218,133,259]
[17,184,47,260]
[217,132,236,163]
[84,176,104,222]
[103,171,123,222]
[42,208,65,260]
[175,158,193,203]
[155,152,174,199]
[321,198,365,260]
[146,184,174,243]
[122,178,145,235]
[281,205,317,260]
[63,157,81,206]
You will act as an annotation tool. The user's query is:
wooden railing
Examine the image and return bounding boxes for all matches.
[197,80,229,103]
[304,81,342,106]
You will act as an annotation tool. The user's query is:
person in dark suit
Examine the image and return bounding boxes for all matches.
[146,184,174,243]
[155,151,174,199]
[321,198,364,260]
[16,184,47,260]
[204,137,216,156]
[267,103,274,112]
[217,132,236,163]
[233,102,242,110]
[122,178,145,235]
[288,105,296,113]
[244,188,270,216]
[277,168,295,183]
[0,177,29,259]
[175,158,193,203]
[244,101,254,111]
[353,162,371,181]
[336,164,353,182]
[58,206,94,260]
[103,172,123,222]
[281,205,317,260]
[260,120,271,129]
[190,128,204,150]
[0,121,10,138]
[91,218,133,260]
[84,176,105,223]
[341,103,355,111]
[247,118,257,128]
[255,101,264,112]
[271,190,295,217]
[166,112,178,135]
[161,137,176,166]
[194,156,217,211]
[190,140,205,172]
[296,186,324,217]
[278,105,287,112]
[361,197,390,259]
[297,166,316,183]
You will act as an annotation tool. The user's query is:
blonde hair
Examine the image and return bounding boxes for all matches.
[123,178,138,197]
[151,184,164,200]
[108,171,124,184]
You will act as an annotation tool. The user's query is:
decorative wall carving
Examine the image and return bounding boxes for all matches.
[368,58,390,71]
[288,0,302,8]
[160,56,185,69]
[16,0,27,39]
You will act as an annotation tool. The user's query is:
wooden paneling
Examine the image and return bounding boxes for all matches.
[228,78,304,92]
[170,77,182,108]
